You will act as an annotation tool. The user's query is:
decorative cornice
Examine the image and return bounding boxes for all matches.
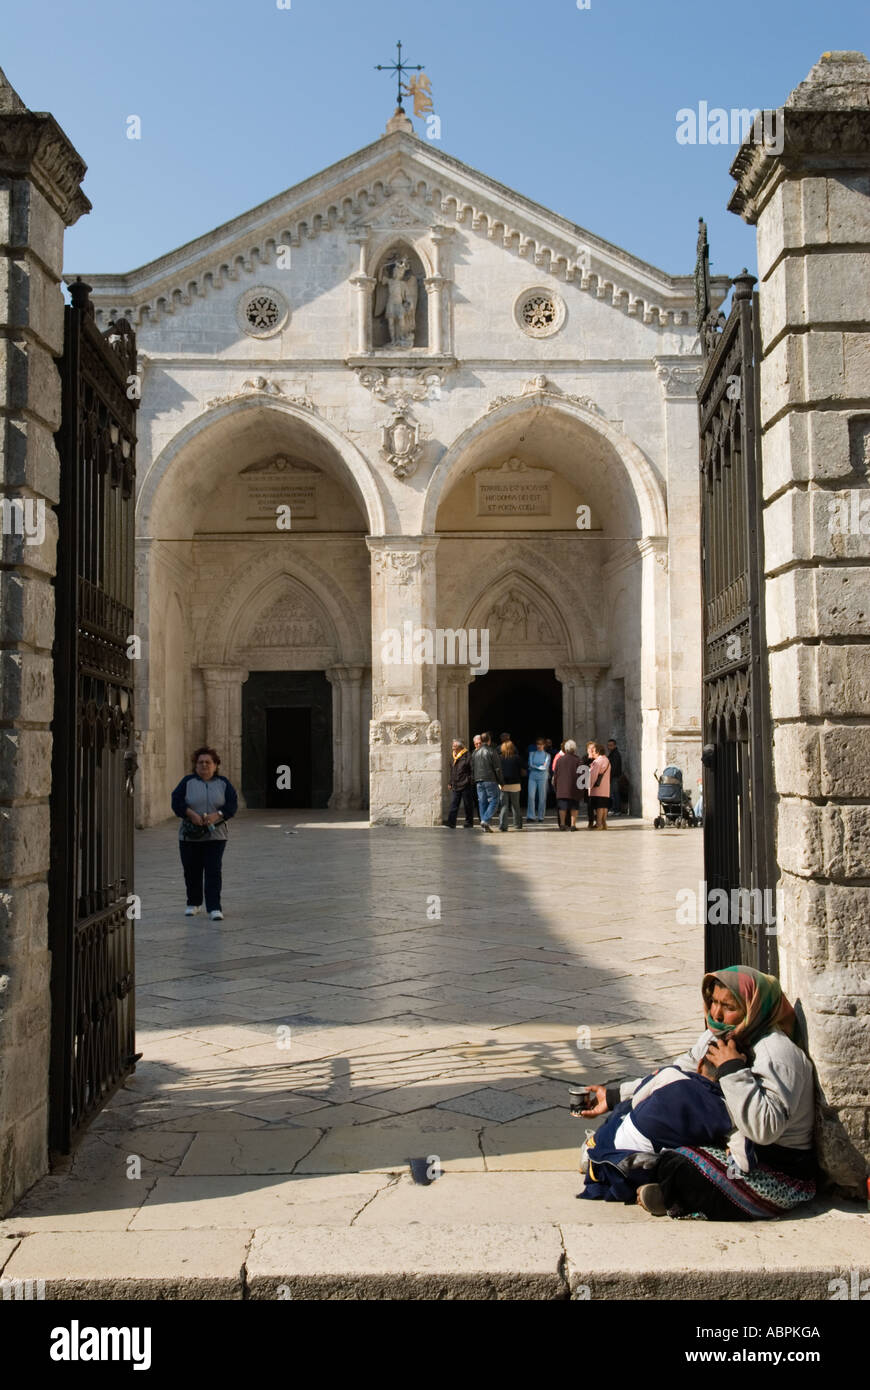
[0,111,91,225]
[72,145,720,330]
[729,52,870,223]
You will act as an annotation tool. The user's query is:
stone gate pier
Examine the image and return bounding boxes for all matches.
[730,51,870,1170]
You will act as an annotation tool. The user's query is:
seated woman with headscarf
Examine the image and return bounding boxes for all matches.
[579,966,818,1220]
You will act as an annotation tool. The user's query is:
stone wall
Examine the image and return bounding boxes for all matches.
[730,51,870,1167]
[0,70,89,1213]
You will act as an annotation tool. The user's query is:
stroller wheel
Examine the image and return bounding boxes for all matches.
[675,816,685,828]
[653,817,663,829]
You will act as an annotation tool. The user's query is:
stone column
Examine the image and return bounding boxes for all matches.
[554,665,583,742]
[729,51,870,1172]
[637,537,670,819]
[367,537,441,826]
[200,666,247,802]
[654,358,704,786]
[438,668,475,813]
[0,68,90,1214]
[326,664,365,810]
[349,231,374,356]
[427,226,452,355]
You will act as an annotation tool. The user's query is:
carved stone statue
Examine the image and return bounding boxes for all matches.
[374,255,418,348]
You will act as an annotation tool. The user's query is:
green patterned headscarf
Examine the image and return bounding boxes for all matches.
[702,965,797,1050]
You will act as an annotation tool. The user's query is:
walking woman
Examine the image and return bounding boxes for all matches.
[580,966,817,1220]
[171,746,238,921]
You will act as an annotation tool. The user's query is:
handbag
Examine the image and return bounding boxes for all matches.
[181,819,209,840]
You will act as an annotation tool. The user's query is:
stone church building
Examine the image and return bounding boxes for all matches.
[77,108,723,827]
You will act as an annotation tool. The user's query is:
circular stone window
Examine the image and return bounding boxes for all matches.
[515,287,566,338]
[236,286,289,338]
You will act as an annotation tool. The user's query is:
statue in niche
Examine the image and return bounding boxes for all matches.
[374,253,419,349]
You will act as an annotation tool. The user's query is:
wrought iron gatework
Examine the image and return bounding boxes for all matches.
[48,279,139,1152]
[696,222,778,975]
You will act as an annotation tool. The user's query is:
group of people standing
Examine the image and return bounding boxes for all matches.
[445,732,628,832]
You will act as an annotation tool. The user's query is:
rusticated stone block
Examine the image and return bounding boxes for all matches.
[820,726,870,797]
[0,491,57,575]
[775,799,823,876]
[760,252,870,348]
[0,572,54,649]
[0,253,64,355]
[7,182,66,278]
[0,881,49,955]
[771,724,821,796]
[0,337,61,429]
[0,729,52,799]
[0,415,61,501]
[0,651,53,722]
[822,804,870,879]
[0,804,49,878]
[766,567,870,645]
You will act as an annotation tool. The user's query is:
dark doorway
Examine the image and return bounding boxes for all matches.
[468,668,563,786]
[266,707,312,807]
[243,671,332,808]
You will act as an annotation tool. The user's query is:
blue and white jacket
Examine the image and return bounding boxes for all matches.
[171,774,238,841]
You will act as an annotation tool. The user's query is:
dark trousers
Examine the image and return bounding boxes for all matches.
[180,840,226,912]
[655,1150,751,1221]
[447,786,476,826]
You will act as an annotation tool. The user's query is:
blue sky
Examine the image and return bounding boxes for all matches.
[3,0,867,282]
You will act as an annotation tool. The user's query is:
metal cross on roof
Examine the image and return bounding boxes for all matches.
[375,40,424,111]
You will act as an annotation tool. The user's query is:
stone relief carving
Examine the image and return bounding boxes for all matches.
[374,550,422,585]
[487,376,606,417]
[486,588,556,643]
[249,590,329,647]
[655,363,703,398]
[357,367,444,409]
[240,454,322,475]
[206,378,317,411]
[380,409,423,480]
[374,254,418,348]
[426,720,441,745]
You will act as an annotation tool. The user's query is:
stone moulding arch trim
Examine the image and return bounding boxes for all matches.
[137,395,387,536]
[196,547,367,667]
[423,392,668,539]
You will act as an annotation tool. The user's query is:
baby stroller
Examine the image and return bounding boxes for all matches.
[653,766,698,829]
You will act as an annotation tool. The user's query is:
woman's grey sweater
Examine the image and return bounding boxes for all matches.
[618,1027,815,1151]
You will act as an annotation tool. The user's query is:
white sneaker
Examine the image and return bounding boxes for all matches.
[209,910,224,921]
[184,905,202,917]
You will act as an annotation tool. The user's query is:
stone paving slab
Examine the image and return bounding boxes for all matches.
[1,1230,250,1300]
[246,1223,566,1300]
[128,1173,391,1229]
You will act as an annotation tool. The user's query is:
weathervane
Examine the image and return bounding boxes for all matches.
[375,40,424,112]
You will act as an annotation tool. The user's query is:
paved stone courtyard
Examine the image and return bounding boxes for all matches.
[1,812,864,1298]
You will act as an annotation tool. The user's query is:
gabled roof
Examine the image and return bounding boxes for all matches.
[71,127,727,329]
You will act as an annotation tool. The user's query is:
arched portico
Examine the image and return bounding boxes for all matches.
[135,398,375,824]
[429,392,671,818]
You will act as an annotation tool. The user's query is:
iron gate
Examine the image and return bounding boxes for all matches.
[48,279,139,1152]
[695,221,778,976]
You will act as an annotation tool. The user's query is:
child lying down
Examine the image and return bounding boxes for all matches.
[578,1055,732,1203]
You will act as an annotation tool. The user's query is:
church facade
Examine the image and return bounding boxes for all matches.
[77,109,722,827]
